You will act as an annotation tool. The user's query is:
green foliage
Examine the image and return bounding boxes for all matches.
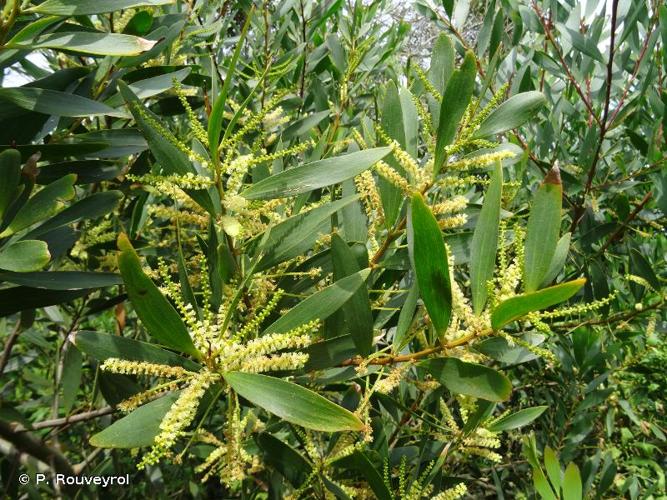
[0,0,664,498]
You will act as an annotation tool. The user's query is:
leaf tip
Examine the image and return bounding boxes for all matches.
[544,164,561,186]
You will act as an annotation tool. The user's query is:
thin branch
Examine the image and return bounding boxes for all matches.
[11,406,115,432]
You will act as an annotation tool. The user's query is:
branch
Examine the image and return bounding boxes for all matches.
[11,406,115,433]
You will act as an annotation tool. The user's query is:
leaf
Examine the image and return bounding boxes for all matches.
[0,287,92,317]
[408,193,452,337]
[0,174,77,238]
[90,393,179,448]
[333,451,392,500]
[421,357,512,401]
[256,195,359,271]
[434,50,477,172]
[540,232,571,287]
[488,406,547,432]
[116,233,198,356]
[524,165,562,292]
[474,333,545,364]
[0,272,121,290]
[9,32,157,56]
[30,0,173,15]
[428,33,455,96]
[224,372,363,432]
[393,282,419,353]
[263,269,370,335]
[533,467,558,500]
[257,433,312,486]
[26,190,123,238]
[73,330,199,371]
[242,148,391,200]
[0,87,129,118]
[304,334,357,371]
[61,347,82,413]
[491,279,586,330]
[629,248,660,291]
[118,81,217,214]
[0,149,21,220]
[282,111,330,140]
[0,241,50,272]
[544,447,562,493]
[562,462,583,500]
[208,10,253,155]
[470,160,502,313]
[331,234,373,356]
[473,91,546,138]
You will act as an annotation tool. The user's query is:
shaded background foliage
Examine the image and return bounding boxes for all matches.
[0,0,665,498]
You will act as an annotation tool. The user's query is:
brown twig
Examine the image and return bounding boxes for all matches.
[0,321,21,375]
[11,407,115,433]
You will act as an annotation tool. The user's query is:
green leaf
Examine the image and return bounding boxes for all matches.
[524,166,562,292]
[61,346,82,413]
[408,193,452,337]
[73,330,199,371]
[488,406,547,432]
[208,10,252,156]
[565,27,605,63]
[30,0,172,15]
[117,233,198,356]
[562,462,583,500]
[118,81,216,215]
[242,148,391,200]
[331,234,373,356]
[0,149,21,220]
[333,451,392,500]
[629,248,661,291]
[263,269,370,335]
[428,33,455,96]
[0,271,121,290]
[473,91,546,138]
[223,372,363,432]
[256,195,359,271]
[282,111,329,141]
[26,191,123,238]
[470,160,502,313]
[0,87,129,118]
[257,433,312,486]
[9,32,157,56]
[0,174,76,238]
[491,279,586,330]
[0,287,91,317]
[434,50,476,172]
[540,232,571,287]
[474,333,545,364]
[533,467,558,500]
[544,447,562,493]
[0,240,50,272]
[90,393,179,448]
[421,357,512,401]
[393,282,419,353]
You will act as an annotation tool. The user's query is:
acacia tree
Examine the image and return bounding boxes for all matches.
[0,0,664,498]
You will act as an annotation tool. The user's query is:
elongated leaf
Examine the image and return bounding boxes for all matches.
[0,271,121,290]
[524,166,562,292]
[488,406,547,432]
[0,240,50,272]
[533,467,558,500]
[562,463,582,500]
[73,330,200,370]
[470,160,502,313]
[27,190,122,238]
[242,148,391,200]
[428,33,455,96]
[540,232,571,287]
[0,88,129,118]
[0,174,76,238]
[408,193,452,337]
[117,233,198,356]
[282,111,329,140]
[421,357,512,401]
[90,393,179,448]
[263,269,370,335]
[434,50,476,172]
[257,433,312,486]
[491,279,586,330]
[544,447,562,493]
[30,0,172,15]
[333,451,392,500]
[331,234,373,356]
[0,149,21,220]
[118,81,216,214]
[224,372,363,432]
[393,282,419,353]
[0,287,92,317]
[9,32,156,56]
[208,10,253,155]
[256,195,359,271]
[473,91,546,138]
